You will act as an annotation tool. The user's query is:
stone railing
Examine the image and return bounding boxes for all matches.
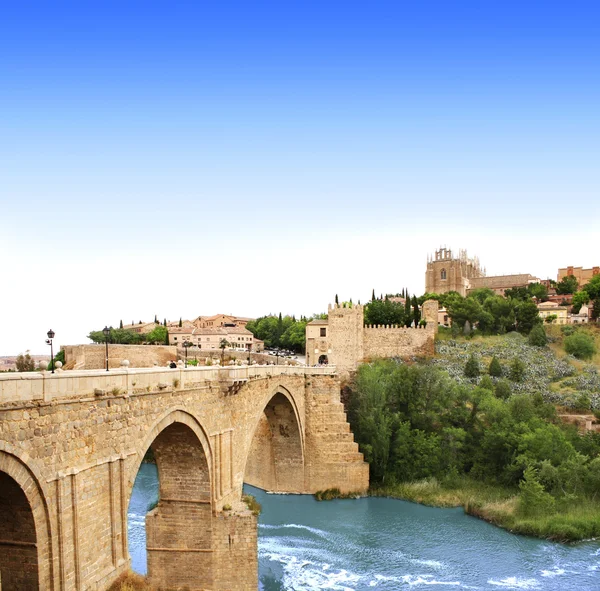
[0,364,337,405]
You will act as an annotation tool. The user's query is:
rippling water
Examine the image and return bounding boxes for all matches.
[128,464,600,590]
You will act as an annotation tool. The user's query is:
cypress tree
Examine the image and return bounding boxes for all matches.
[179,317,183,327]
[412,296,420,326]
[464,353,480,378]
[372,288,376,301]
[119,319,123,329]
[335,294,339,304]
[489,356,502,377]
[163,318,167,326]
[154,314,158,324]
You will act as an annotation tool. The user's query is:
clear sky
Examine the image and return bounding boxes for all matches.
[1,1,599,355]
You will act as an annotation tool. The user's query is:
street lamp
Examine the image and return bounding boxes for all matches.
[46,329,55,374]
[183,341,192,368]
[247,343,252,365]
[103,326,110,372]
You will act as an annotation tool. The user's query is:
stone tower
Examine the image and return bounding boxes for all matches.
[425,247,484,297]
[327,303,365,375]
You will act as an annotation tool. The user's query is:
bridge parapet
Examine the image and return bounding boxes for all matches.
[0,364,337,405]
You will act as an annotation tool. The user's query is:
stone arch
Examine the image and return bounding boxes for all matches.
[318,354,329,365]
[128,408,213,493]
[0,449,54,591]
[441,268,447,280]
[244,384,305,493]
[127,409,215,590]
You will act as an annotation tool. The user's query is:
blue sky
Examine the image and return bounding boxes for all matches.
[1,1,599,354]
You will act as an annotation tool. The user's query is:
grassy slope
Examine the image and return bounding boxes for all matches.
[373,327,600,543]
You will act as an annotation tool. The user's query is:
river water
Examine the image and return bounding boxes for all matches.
[128,464,600,590]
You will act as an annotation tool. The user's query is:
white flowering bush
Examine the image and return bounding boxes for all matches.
[433,334,585,405]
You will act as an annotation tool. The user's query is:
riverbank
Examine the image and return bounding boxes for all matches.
[372,476,600,543]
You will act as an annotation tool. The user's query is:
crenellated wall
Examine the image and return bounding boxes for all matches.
[363,324,435,359]
[307,301,439,375]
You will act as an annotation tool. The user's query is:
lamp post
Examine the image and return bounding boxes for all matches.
[46,329,55,374]
[247,343,252,365]
[103,326,110,372]
[183,341,192,368]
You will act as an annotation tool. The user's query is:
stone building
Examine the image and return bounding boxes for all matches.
[306,301,439,375]
[557,265,600,288]
[169,326,263,352]
[425,247,485,296]
[425,247,539,296]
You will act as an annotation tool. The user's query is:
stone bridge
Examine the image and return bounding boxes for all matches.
[0,365,368,591]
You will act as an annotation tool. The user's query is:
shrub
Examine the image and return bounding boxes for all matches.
[518,466,556,518]
[564,332,597,360]
[528,324,548,347]
[561,325,576,336]
[464,353,480,378]
[479,375,494,391]
[495,379,512,400]
[242,494,262,515]
[574,393,591,413]
[509,358,526,382]
[488,356,502,377]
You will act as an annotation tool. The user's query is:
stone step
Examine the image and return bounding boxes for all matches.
[309,421,351,433]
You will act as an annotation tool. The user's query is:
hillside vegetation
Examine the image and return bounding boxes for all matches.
[347,327,600,542]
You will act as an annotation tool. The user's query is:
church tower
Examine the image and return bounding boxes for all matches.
[425,247,484,297]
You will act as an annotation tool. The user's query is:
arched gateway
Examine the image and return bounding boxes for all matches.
[0,450,53,591]
[0,365,368,590]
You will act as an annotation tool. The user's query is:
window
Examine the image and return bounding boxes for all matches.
[441,268,447,280]
[320,327,327,337]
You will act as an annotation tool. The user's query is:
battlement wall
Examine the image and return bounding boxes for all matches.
[363,324,435,360]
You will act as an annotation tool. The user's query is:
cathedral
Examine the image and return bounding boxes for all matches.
[425,247,484,296]
[425,247,539,297]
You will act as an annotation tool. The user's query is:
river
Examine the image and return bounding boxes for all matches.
[128,464,600,590]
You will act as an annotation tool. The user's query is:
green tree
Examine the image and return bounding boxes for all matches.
[280,320,308,353]
[556,275,579,295]
[88,328,143,344]
[564,332,597,360]
[335,294,339,304]
[411,296,420,327]
[479,375,494,391]
[179,317,182,327]
[527,282,549,301]
[518,466,556,517]
[464,353,480,378]
[16,351,35,372]
[571,291,589,314]
[515,300,541,334]
[494,379,512,400]
[528,324,548,347]
[146,325,168,345]
[47,349,65,371]
[364,298,406,326]
[509,358,526,382]
[219,338,229,364]
[119,319,123,329]
[489,356,502,377]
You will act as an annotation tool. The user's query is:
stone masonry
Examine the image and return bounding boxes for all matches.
[307,300,439,375]
[0,365,368,591]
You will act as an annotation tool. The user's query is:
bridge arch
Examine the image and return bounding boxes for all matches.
[0,448,54,591]
[244,384,306,493]
[128,409,214,589]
